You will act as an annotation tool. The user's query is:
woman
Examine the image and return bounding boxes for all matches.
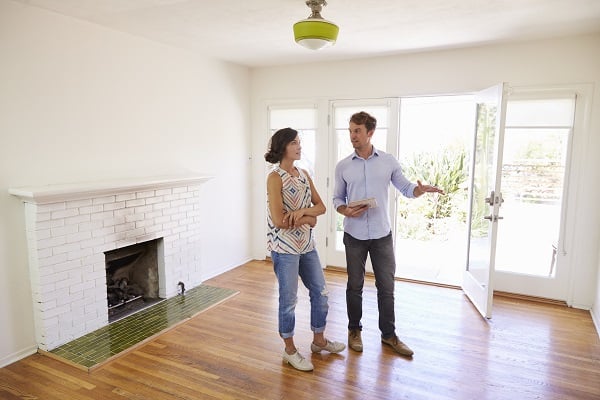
[265,127,345,372]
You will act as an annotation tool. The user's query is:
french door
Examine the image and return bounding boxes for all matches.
[264,85,579,315]
[462,83,508,319]
[462,85,578,318]
[326,100,397,269]
[492,91,576,300]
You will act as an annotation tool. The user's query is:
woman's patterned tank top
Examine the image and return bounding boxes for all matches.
[267,167,315,254]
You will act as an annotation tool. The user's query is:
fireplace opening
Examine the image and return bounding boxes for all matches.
[105,239,163,322]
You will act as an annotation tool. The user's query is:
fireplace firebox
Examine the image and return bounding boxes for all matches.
[105,238,163,322]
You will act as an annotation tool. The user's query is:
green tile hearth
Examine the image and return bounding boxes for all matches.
[49,285,238,369]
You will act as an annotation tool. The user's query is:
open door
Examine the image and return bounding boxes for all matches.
[462,83,508,319]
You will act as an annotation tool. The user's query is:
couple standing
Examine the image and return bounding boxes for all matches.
[265,111,444,371]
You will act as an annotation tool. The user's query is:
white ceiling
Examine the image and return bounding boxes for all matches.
[15,0,600,67]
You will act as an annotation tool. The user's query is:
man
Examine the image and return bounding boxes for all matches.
[333,111,444,357]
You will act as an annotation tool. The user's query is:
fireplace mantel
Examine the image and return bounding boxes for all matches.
[9,174,213,204]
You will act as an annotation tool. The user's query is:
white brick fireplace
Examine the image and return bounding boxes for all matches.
[9,175,211,351]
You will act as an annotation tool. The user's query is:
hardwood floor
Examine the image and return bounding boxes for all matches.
[1,259,599,400]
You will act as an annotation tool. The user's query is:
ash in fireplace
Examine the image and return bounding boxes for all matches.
[107,276,144,307]
[105,240,161,322]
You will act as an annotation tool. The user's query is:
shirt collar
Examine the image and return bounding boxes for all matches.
[352,145,379,160]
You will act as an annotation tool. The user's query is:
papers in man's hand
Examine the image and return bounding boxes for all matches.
[347,197,378,209]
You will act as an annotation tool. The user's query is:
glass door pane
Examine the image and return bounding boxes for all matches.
[495,127,570,276]
[395,95,475,285]
[327,103,389,268]
[463,83,508,319]
[492,95,575,301]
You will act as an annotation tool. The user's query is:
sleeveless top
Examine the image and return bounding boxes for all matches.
[267,166,315,254]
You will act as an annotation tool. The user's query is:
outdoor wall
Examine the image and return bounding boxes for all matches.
[250,33,600,312]
[0,0,253,366]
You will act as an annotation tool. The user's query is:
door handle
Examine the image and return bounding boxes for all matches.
[485,190,495,206]
[485,190,504,206]
[484,215,504,221]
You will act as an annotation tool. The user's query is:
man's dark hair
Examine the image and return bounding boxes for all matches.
[350,111,377,132]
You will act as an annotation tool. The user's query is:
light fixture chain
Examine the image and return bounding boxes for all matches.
[305,0,327,19]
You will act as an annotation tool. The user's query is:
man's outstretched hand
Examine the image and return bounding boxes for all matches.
[415,180,445,197]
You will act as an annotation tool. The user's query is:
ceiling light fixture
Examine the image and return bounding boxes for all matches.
[293,0,339,50]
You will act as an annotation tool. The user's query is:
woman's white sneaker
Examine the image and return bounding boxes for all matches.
[282,350,314,371]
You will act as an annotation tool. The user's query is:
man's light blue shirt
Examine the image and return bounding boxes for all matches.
[333,146,416,240]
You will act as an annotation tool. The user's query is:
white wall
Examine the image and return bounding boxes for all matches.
[0,1,253,366]
[594,247,600,337]
[250,34,600,311]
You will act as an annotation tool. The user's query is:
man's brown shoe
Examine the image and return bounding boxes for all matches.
[348,329,363,352]
[382,335,414,357]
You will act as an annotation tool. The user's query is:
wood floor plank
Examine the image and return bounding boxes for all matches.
[1,259,599,399]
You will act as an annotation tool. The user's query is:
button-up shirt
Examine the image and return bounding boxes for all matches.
[333,146,416,240]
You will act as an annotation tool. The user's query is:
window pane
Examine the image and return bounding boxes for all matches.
[269,108,316,176]
[505,98,575,126]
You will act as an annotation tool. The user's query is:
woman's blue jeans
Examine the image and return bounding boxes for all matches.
[272,249,329,339]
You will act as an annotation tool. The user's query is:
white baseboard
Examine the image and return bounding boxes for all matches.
[0,345,37,368]
[591,307,600,340]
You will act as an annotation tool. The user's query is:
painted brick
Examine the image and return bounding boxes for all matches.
[19,181,206,351]
[51,209,79,219]
[79,205,103,214]
[90,211,114,221]
[66,248,93,262]
[145,196,164,205]
[41,219,66,230]
[66,199,93,209]
[163,193,181,201]
[155,188,172,196]
[78,220,103,232]
[38,203,66,213]
[125,199,145,208]
[51,225,79,237]
[65,214,91,225]
[153,202,170,210]
[114,207,135,218]
[144,225,163,234]
[53,260,83,273]
[136,190,155,199]
[38,253,68,267]
[125,213,146,223]
[115,223,135,233]
[103,201,126,211]
[134,204,153,214]
[53,243,82,256]
[125,228,145,239]
[116,193,136,201]
[92,226,115,238]
[79,237,105,249]
[36,229,52,240]
[92,196,116,205]
[36,212,52,222]
[67,231,92,244]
